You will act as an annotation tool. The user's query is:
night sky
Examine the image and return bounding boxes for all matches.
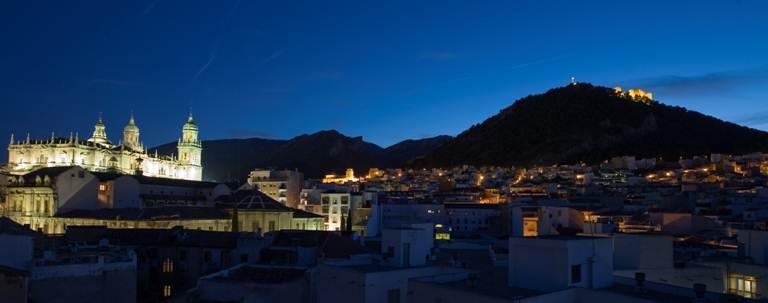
[2,0,768,159]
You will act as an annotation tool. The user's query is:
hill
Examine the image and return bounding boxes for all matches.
[415,83,768,167]
[153,131,450,182]
[384,135,453,165]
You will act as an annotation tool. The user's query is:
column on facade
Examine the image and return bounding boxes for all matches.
[48,196,55,216]
[23,192,31,214]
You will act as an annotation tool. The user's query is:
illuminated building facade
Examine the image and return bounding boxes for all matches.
[7,113,202,181]
[2,166,322,235]
[322,168,360,184]
[246,169,304,208]
[613,86,653,104]
[320,191,351,231]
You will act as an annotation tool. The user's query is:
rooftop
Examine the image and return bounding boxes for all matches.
[0,216,39,236]
[208,265,307,284]
[65,226,243,248]
[56,207,231,221]
[216,190,293,211]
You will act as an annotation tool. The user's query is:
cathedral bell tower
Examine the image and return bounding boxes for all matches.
[88,113,112,145]
[177,113,202,166]
[123,113,142,152]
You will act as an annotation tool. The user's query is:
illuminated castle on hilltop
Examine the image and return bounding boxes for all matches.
[7,113,203,181]
[614,86,653,104]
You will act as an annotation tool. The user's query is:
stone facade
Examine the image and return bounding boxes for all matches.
[7,113,202,181]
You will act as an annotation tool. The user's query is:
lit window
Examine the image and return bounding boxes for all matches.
[163,285,172,297]
[729,273,758,298]
[162,258,174,273]
[99,184,107,191]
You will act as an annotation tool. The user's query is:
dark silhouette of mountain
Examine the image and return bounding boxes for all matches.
[415,83,768,167]
[153,131,450,182]
[385,135,453,165]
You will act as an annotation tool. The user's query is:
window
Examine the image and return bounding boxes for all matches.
[571,264,582,284]
[163,285,172,298]
[387,288,400,303]
[729,273,758,298]
[99,184,107,191]
[268,221,276,232]
[162,258,174,273]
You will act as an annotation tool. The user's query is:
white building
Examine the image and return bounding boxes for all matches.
[181,265,309,303]
[314,264,466,303]
[445,203,498,234]
[510,204,584,237]
[508,236,614,292]
[246,169,303,208]
[382,223,434,268]
[736,228,768,265]
[4,166,231,234]
[8,113,202,181]
[320,191,351,231]
[613,233,673,270]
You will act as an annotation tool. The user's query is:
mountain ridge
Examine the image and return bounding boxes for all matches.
[154,83,768,181]
[153,132,451,181]
[414,83,768,167]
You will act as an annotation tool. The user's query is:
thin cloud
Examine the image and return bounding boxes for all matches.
[191,0,241,83]
[632,67,768,96]
[192,47,218,82]
[262,49,285,64]
[737,110,768,127]
[143,0,159,16]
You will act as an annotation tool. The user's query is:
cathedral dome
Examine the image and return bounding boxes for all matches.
[124,114,139,132]
[183,113,198,131]
[88,113,112,145]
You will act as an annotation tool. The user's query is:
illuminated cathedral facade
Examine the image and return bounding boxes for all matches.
[7,113,203,181]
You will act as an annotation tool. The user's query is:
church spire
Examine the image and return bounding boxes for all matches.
[9,133,14,145]
[123,112,141,151]
[88,113,111,145]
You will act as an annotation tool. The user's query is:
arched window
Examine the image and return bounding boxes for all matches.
[108,157,118,168]
[162,258,174,273]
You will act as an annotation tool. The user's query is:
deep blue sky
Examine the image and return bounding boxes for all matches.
[2,1,768,156]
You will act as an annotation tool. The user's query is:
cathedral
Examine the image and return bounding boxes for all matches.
[7,113,203,181]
